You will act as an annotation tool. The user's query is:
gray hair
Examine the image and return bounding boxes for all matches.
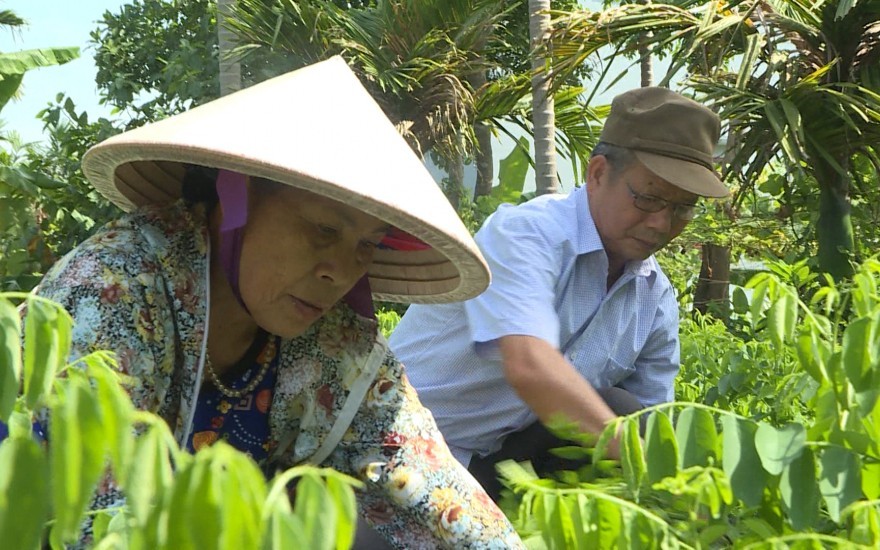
[589,142,637,180]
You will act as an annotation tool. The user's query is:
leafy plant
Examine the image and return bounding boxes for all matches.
[0,293,360,549]
[498,257,880,548]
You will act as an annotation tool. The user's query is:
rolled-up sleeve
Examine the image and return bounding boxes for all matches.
[464,206,564,358]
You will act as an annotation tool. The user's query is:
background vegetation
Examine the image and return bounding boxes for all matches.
[1,0,879,547]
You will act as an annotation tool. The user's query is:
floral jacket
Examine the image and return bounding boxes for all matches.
[38,201,523,549]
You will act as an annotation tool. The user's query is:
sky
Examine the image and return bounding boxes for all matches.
[1,0,126,144]
[1,0,650,192]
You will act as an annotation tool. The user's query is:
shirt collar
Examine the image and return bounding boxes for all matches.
[575,185,657,278]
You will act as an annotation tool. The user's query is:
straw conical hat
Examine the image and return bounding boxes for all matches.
[82,56,489,304]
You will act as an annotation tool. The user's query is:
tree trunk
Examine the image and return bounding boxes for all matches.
[217,0,241,96]
[693,126,734,324]
[638,0,653,87]
[474,121,494,199]
[528,0,558,195]
[446,152,464,211]
[471,70,494,199]
[815,159,855,280]
[693,243,731,319]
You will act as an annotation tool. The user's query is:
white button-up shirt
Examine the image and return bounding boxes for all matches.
[389,185,680,466]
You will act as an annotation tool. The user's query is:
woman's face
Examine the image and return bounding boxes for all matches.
[237,183,389,338]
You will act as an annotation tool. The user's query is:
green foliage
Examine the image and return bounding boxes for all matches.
[90,0,219,124]
[0,294,360,549]
[0,101,120,292]
[500,257,880,548]
[376,308,401,339]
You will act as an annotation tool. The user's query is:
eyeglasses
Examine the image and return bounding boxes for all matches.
[625,181,701,221]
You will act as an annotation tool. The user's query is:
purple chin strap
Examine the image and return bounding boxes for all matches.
[214,170,374,319]
[215,170,250,313]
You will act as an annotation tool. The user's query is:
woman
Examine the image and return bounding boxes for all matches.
[36,57,523,548]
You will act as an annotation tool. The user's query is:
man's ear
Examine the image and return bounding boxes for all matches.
[586,155,609,194]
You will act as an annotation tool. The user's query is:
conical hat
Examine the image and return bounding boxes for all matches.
[81,56,489,304]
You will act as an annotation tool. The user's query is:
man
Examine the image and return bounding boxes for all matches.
[389,87,728,499]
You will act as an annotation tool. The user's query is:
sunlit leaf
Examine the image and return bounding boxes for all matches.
[51,376,108,543]
[621,417,645,495]
[755,422,806,476]
[675,407,718,468]
[24,298,71,410]
[0,437,49,550]
[842,314,880,393]
[645,411,677,483]
[0,298,22,422]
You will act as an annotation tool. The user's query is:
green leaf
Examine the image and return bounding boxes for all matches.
[217,446,265,550]
[293,473,335,550]
[842,315,879,393]
[24,298,71,410]
[595,497,623,549]
[87,353,134,484]
[326,476,358,550]
[624,509,655,550]
[796,324,830,384]
[675,407,718,468]
[0,73,22,113]
[818,446,862,522]
[645,411,678,483]
[0,298,22,422]
[847,504,880,547]
[91,511,113,543]
[732,287,749,314]
[493,136,530,203]
[0,47,80,76]
[51,377,109,543]
[621,417,645,495]
[749,278,769,331]
[0,437,50,550]
[780,448,819,530]
[721,415,766,507]
[755,422,806,475]
[863,459,880,500]
[766,288,797,348]
[125,422,174,527]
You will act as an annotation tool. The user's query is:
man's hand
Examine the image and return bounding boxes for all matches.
[498,335,622,456]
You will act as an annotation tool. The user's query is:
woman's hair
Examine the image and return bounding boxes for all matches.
[590,142,637,179]
[181,165,284,208]
[182,165,220,206]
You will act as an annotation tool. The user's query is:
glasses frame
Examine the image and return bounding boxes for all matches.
[625,181,701,221]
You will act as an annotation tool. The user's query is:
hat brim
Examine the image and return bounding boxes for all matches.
[80,57,491,305]
[633,150,729,198]
[84,150,487,305]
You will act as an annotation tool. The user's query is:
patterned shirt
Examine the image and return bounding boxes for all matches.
[37,200,523,549]
[390,185,680,466]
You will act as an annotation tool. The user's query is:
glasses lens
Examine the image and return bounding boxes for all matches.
[634,195,668,213]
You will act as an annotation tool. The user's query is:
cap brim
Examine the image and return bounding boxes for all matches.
[633,151,729,198]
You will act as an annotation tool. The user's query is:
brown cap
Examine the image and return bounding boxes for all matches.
[599,87,728,198]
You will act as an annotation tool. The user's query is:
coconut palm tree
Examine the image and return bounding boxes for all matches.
[529,0,559,194]
[687,0,880,279]
[217,0,241,95]
[549,0,880,279]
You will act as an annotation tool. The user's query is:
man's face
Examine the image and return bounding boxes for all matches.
[586,155,698,271]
